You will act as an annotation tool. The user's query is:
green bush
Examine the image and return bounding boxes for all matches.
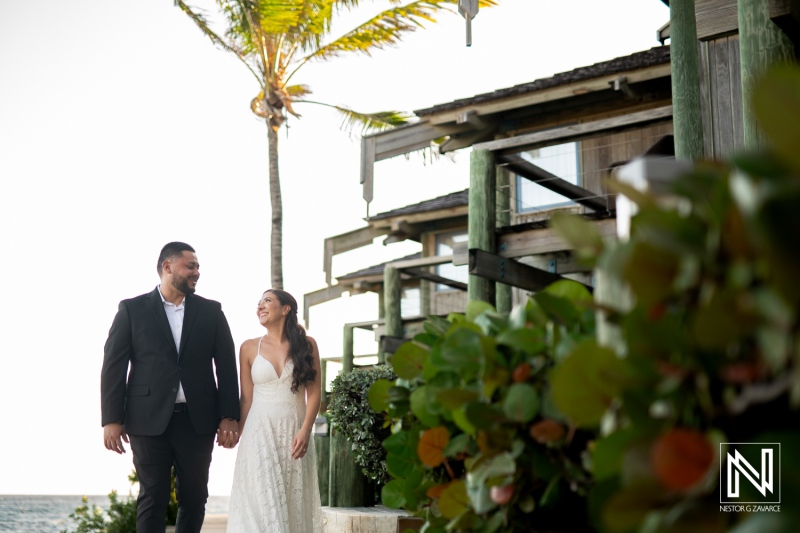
[61,470,177,533]
[328,365,397,483]
[371,65,800,533]
[369,289,597,532]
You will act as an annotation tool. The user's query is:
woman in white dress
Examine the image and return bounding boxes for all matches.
[227,289,323,532]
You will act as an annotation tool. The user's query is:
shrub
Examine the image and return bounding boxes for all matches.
[328,365,397,483]
[369,287,597,532]
[61,470,177,533]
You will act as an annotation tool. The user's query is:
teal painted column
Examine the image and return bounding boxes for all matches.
[383,266,402,363]
[495,165,512,314]
[670,0,705,159]
[738,0,795,149]
[468,149,496,304]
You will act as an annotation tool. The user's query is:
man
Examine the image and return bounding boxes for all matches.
[101,242,240,533]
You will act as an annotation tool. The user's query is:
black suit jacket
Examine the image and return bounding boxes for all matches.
[101,287,239,436]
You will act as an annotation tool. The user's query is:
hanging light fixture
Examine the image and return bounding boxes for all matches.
[458,0,479,46]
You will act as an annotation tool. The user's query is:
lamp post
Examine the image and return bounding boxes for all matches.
[459,0,479,46]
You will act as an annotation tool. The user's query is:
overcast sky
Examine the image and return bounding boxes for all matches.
[0,0,668,496]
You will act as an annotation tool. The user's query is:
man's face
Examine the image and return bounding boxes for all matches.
[167,251,200,295]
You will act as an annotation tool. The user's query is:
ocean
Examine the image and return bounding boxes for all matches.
[0,495,230,533]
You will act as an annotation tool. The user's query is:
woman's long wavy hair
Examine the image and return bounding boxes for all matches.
[264,289,316,393]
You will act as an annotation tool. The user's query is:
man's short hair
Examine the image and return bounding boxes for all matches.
[157,242,196,275]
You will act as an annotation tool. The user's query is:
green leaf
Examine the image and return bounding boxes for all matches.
[436,389,480,410]
[464,402,505,430]
[410,386,440,428]
[367,379,393,412]
[466,452,516,513]
[602,484,664,532]
[386,451,415,479]
[439,480,469,519]
[389,341,428,379]
[382,479,406,508]
[550,213,604,264]
[593,429,643,481]
[443,433,471,457]
[383,430,411,455]
[424,315,451,337]
[436,327,483,375]
[496,328,545,355]
[533,292,582,327]
[466,300,496,321]
[502,383,539,422]
[753,64,800,172]
[452,406,476,435]
[550,340,632,427]
[623,242,680,307]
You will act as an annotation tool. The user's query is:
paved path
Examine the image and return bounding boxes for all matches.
[201,514,227,532]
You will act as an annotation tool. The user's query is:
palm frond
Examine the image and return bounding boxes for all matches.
[302,0,486,62]
[297,99,413,134]
[175,0,263,82]
[285,84,313,97]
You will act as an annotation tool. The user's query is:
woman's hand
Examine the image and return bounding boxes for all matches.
[291,428,312,460]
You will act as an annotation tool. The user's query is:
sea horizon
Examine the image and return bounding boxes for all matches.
[0,494,230,533]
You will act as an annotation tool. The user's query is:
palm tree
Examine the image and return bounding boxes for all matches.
[174,0,496,289]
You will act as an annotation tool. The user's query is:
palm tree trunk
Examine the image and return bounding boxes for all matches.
[267,122,283,290]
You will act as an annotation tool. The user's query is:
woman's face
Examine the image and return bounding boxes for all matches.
[257,292,288,326]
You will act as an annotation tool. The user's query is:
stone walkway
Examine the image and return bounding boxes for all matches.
[172,506,421,532]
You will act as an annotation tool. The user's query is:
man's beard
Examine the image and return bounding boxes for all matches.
[172,275,196,295]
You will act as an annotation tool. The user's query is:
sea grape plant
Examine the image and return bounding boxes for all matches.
[369,282,598,532]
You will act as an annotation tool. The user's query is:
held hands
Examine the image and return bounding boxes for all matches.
[103,423,129,454]
[217,419,240,448]
[291,428,312,460]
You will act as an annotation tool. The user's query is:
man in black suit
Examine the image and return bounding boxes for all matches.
[101,242,240,533]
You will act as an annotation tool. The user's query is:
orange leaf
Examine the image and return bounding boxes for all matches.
[651,428,713,491]
[529,419,566,444]
[426,482,450,499]
[418,426,450,467]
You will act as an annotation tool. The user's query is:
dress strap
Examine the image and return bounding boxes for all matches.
[257,335,264,357]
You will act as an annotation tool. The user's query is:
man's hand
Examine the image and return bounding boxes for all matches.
[217,418,239,448]
[103,423,128,454]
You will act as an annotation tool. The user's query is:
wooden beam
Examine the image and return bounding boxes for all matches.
[343,325,354,374]
[496,165,513,314]
[390,254,454,269]
[424,63,672,126]
[379,336,406,355]
[469,249,593,293]
[303,284,347,327]
[474,106,673,155]
[497,154,612,213]
[324,226,386,285]
[400,266,468,291]
[498,218,618,258]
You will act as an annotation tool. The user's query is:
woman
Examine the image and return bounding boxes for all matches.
[227,289,323,532]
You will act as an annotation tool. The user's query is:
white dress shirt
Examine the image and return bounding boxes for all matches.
[158,285,186,403]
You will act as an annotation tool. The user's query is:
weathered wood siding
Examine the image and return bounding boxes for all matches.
[431,290,468,315]
[512,122,674,226]
[698,34,745,158]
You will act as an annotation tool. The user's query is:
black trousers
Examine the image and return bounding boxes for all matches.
[129,410,215,533]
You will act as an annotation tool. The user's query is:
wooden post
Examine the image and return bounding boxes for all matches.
[383,266,402,363]
[495,165,512,314]
[328,428,374,507]
[468,149,496,304]
[342,325,354,374]
[319,359,328,412]
[420,240,431,317]
[738,0,795,149]
[670,0,704,160]
[315,421,330,506]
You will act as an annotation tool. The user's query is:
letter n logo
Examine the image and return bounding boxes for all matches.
[720,443,780,504]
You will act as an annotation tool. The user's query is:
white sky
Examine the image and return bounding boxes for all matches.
[0,0,668,496]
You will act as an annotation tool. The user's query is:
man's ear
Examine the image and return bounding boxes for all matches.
[162,260,171,275]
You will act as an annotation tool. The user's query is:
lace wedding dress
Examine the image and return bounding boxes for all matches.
[226,341,322,532]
